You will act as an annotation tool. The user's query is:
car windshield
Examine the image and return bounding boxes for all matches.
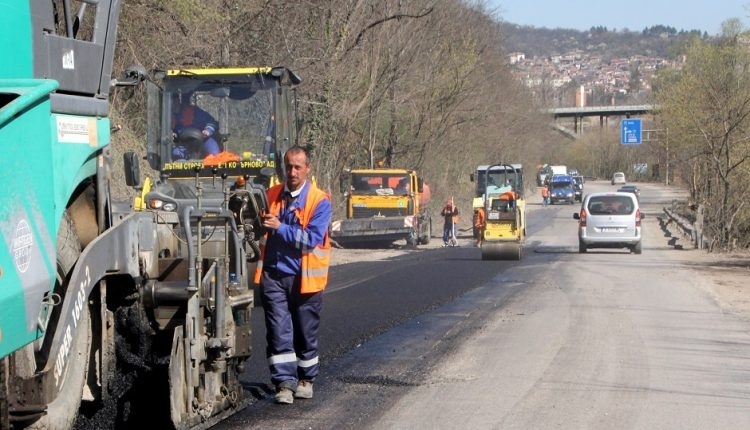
[587,195,635,215]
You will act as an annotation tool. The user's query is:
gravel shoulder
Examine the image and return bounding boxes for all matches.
[671,245,750,317]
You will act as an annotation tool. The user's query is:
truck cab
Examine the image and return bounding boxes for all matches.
[331,168,432,248]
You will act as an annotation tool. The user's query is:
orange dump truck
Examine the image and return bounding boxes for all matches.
[331,168,432,247]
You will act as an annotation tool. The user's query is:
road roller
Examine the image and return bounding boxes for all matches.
[470,164,526,260]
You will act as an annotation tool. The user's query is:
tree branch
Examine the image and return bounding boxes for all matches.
[344,8,434,56]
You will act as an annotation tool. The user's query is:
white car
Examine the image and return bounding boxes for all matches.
[573,192,644,254]
[611,172,626,185]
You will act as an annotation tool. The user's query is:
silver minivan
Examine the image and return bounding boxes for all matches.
[573,192,644,254]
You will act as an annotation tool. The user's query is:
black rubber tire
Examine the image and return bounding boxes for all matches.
[28,212,90,430]
[418,219,432,245]
[579,239,587,253]
[633,241,642,254]
[406,235,418,248]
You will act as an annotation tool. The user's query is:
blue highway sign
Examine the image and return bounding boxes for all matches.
[621,119,642,145]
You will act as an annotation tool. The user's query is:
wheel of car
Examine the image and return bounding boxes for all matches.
[578,239,587,253]
[633,241,642,254]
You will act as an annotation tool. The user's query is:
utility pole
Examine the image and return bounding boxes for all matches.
[643,127,668,185]
[665,128,669,186]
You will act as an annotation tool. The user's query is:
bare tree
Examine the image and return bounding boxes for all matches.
[655,26,750,250]
[110,0,557,216]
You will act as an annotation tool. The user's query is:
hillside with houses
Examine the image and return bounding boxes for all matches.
[499,23,704,107]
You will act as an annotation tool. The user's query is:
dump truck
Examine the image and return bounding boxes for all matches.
[470,164,526,260]
[330,168,432,248]
[0,2,302,428]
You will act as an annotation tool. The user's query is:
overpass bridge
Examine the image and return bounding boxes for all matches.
[544,105,656,138]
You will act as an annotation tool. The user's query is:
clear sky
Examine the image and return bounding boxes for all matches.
[486,0,749,35]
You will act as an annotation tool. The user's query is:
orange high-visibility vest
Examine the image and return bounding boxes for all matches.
[473,207,486,228]
[253,184,332,293]
[173,105,195,129]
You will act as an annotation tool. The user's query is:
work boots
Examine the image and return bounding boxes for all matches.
[295,380,314,399]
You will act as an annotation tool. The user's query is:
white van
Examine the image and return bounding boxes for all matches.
[611,171,626,185]
[573,192,644,254]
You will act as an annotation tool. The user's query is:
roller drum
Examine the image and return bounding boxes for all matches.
[481,241,522,260]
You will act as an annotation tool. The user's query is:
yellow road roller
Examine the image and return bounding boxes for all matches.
[470,164,526,260]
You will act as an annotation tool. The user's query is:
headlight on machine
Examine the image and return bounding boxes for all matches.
[147,198,177,212]
[144,191,178,212]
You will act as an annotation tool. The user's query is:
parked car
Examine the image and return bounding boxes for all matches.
[573,191,644,254]
[611,171,626,185]
[617,185,640,201]
[572,175,584,201]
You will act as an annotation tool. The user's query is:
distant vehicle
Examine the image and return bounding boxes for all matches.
[611,171,626,185]
[549,174,575,205]
[550,165,568,176]
[617,185,640,201]
[573,192,644,254]
[572,175,584,201]
[537,165,551,186]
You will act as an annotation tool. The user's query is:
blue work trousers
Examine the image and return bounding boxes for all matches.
[442,223,456,244]
[260,270,322,390]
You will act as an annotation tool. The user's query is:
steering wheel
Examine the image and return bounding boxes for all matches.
[174,127,205,148]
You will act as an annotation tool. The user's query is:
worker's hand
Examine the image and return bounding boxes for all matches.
[172,145,188,159]
[261,213,281,230]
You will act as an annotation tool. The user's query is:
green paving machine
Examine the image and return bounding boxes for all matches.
[0,2,301,428]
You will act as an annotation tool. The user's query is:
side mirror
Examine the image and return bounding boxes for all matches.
[123,151,141,187]
[112,65,148,87]
[339,176,349,194]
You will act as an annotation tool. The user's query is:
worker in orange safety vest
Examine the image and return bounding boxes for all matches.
[253,146,332,404]
[473,206,486,247]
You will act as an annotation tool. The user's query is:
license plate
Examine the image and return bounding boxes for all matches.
[600,227,622,233]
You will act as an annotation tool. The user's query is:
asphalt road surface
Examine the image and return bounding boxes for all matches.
[217,180,750,430]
